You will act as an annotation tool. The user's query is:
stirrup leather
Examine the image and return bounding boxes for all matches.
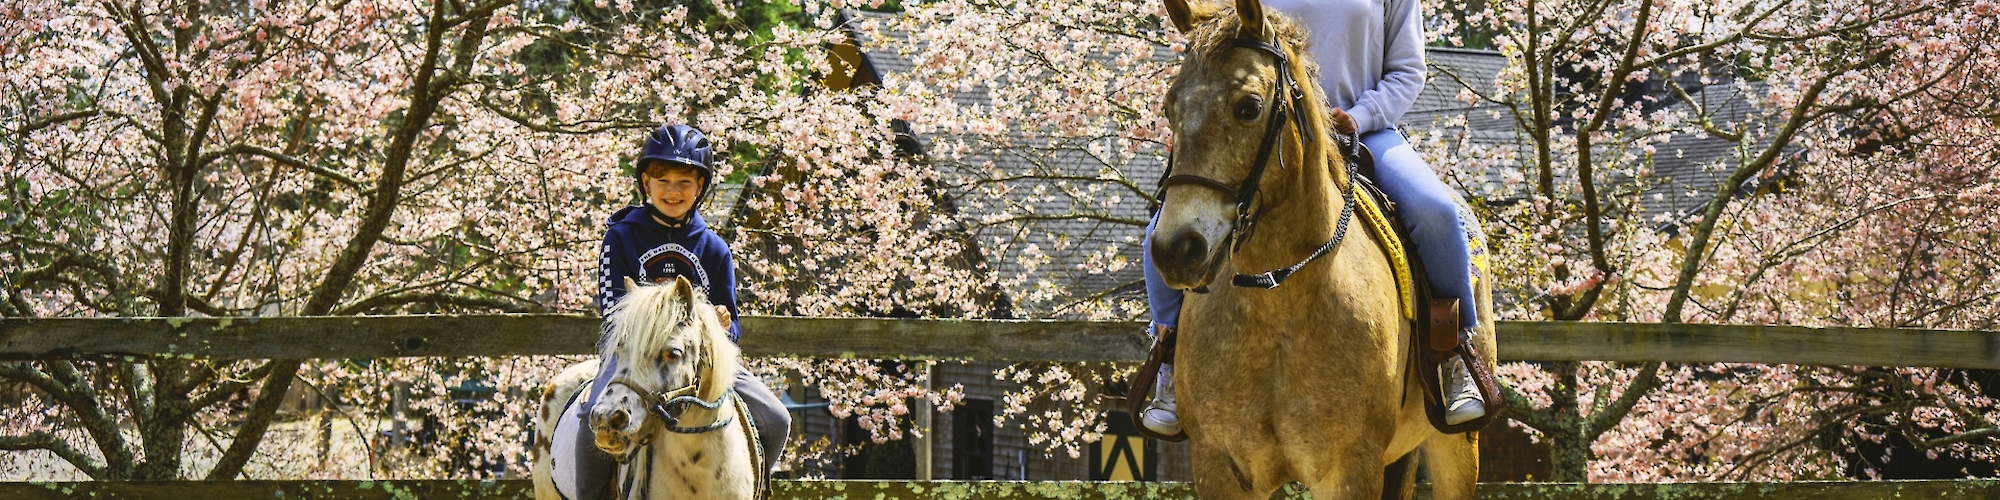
[1127,325,1188,442]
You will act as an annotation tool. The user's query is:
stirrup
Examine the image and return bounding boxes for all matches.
[1127,324,1188,442]
[1442,355,1486,425]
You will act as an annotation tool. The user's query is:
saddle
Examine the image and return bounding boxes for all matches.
[1127,134,1503,440]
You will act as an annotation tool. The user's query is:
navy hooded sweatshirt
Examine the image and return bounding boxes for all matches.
[596,205,741,342]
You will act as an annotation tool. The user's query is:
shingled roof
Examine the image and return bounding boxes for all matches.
[839,12,1770,317]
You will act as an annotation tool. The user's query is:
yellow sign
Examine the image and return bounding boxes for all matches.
[1090,411,1157,481]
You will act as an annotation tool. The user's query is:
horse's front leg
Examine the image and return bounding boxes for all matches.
[1303,450,1390,500]
[1418,432,1481,500]
[1190,440,1287,500]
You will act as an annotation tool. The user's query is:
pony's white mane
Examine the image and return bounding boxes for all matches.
[601,279,735,390]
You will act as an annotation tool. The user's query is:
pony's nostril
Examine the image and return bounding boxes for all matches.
[605,411,628,430]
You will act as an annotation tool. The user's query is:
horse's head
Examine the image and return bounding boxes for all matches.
[1152,0,1331,290]
[590,276,740,457]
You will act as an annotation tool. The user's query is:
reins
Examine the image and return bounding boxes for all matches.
[1157,35,1364,290]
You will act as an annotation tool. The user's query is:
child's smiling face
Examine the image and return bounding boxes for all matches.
[643,162,704,220]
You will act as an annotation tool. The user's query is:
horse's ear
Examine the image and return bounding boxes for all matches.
[622,276,640,292]
[1234,0,1266,40]
[1163,0,1202,35]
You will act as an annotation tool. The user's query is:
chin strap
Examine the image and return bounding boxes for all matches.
[643,203,693,229]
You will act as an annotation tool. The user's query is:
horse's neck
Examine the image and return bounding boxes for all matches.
[1230,133,1367,273]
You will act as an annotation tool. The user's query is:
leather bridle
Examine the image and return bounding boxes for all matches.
[1160,38,1314,249]
[1157,36,1363,290]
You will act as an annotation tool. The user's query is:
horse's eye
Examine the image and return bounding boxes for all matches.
[1235,96,1262,120]
[666,347,685,361]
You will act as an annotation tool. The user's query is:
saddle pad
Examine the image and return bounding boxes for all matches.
[1353,185,1489,322]
[1353,190,1417,320]
[549,391,591,500]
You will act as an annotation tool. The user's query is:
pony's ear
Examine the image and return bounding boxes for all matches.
[1234,0,1266,40]
[1163,0,1204,35]
[622,276,640,292]
[671,275,698,319]
[693,318,739,405]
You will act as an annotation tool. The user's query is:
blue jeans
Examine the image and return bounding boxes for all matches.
[1143,128,1479,330]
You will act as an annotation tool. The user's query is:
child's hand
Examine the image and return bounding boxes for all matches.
[1329,108,1358,135]
[714,305,733,328]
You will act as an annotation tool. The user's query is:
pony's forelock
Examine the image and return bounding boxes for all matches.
[603,281,710,384]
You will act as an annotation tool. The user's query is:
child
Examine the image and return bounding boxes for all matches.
[568,123,790,500]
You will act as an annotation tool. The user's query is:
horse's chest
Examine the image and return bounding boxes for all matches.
[640,436,755,499]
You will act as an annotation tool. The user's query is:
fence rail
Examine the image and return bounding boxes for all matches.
[5,315,2000,368]
[3,479,1997,499]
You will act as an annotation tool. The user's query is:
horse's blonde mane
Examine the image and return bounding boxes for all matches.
[1182,4,1317,80]
[602,278,738,396]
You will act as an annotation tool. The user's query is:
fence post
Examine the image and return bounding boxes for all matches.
[915,360,933,480]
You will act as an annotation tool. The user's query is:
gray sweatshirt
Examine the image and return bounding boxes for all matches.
[1262,0,1428,134]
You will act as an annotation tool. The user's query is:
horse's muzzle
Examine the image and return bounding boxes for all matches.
[1151,227,1221,290]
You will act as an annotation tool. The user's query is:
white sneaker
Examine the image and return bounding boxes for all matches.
[1140,364,1181,436]
[1443,354,1486,425]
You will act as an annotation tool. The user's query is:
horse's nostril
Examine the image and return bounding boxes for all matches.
[1156,229,1209,269]
[605,411,628,430]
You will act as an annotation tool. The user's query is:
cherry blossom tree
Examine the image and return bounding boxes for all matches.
[1420,0,2000,481]
[0,0,982,479]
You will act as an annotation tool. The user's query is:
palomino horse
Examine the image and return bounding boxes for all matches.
[532,276,761,500]
[1149,0,1498,499]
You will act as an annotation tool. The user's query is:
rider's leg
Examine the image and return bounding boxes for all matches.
[569,354,622,500]
[1141,214,1186,436]
[1362,128,1485,424]
[734,369,791,476]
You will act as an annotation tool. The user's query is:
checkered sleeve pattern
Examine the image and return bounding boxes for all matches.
[597,236,628,316]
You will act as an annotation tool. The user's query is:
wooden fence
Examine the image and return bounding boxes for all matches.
[6,315,2000,368]
[4,479,2000,499]
[6,315,2000,499]
[3,316,2000,368]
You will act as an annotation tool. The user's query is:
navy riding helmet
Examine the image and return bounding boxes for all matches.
[636,123,715,227]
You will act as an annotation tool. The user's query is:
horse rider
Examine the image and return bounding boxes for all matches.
[570,123,790,500]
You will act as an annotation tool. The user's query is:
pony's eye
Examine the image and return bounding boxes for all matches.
[1235,97,1263,120]
[666,347,685,361]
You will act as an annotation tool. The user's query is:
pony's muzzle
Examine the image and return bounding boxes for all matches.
[598,409,629,433]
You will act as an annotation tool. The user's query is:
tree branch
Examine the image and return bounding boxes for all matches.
[476,97,653,135]
[331,291,538,315]
[202,144,363,192]
[1583,362,1663,442]
[201,360,299,480]
[15,110,102,135]
[186,360,276,412]
[967,213,1148,230]
[0,432,106,479]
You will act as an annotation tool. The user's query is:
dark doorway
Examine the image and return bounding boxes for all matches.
[952,398,995,479]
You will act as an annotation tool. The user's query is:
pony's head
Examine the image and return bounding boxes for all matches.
[1151,0,1335,290]
[590,276,740,456]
